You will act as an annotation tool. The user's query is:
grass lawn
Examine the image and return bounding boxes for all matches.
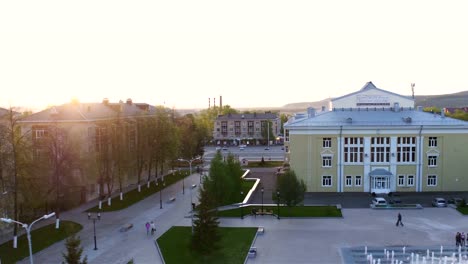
[241,180,255,199]
[87,170,189,212]
[157,226,257,264]
[456,207,468,214]
[217,205,342,218]
[245,161,284,168]
[0,220,82,264]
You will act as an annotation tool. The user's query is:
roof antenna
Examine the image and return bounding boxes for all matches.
[411,83,415,99]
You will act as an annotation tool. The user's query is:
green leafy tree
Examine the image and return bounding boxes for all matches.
[62,234,88,264]
[205,152,242,206]
[273,170,306,208]
[191,168,220,254]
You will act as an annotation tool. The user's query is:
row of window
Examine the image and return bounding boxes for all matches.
[283,130,439,149]
[322,155,439,167]
[321,175,438,187]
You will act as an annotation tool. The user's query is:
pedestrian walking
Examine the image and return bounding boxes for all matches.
[150,221,156,235]
[462,232,466,247]
[145,222,150,236]
[456,232,461,247]
[395,212,403,227]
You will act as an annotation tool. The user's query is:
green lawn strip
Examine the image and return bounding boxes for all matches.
[0,221,82,264]
[456,207,468,215]
[245,161,283,168]
[218,205,342,218]
[87,170,189,212]
[158,226,257,264]
[240,180,255,199]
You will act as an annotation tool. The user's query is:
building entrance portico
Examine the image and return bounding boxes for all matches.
[369,169,392,194]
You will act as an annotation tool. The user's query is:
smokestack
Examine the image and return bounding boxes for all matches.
[214,97,216,107]
[220,95,223,109]
[208,98,210,108]
[411,83,415,99]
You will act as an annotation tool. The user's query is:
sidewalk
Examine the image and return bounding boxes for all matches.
[11,172,203,264]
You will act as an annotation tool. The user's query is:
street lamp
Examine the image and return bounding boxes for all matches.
[158,179,165,209]
[178,156,202,195]
[276,190,280,220]
[87,212,101,250]
[240,191,244,219]
[261,187,264,214]
[1,212,55,264]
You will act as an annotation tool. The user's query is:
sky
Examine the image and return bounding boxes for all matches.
[1,1,468,111]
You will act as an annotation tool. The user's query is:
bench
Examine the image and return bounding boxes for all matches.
[120,223,133,232]
[258,227,265,234]
[257,209,273,215]
[248,247,257,258]
[168,197,176,203]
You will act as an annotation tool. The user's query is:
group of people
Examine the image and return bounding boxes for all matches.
[456,232,467,247]
[145,221,156,236]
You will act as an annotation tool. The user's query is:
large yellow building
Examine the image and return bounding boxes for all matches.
[284,82,468,193]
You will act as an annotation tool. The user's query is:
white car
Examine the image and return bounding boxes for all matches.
[239,146,245,150]
[432,198,447,207]
[372,197,387,206]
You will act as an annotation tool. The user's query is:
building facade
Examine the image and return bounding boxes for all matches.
[17,99,158,203]
[284,82,468,193]
[213,112,281,146]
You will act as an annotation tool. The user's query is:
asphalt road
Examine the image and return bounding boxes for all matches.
[203,145,285,162]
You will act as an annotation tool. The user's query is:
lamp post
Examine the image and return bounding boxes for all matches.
[276,190,280,220]
[1,212,55,264]
[87,212,101,250]
[261,187,264,214]
[178,157,202,195]
[240,191,244,219]
[158,179,165,209]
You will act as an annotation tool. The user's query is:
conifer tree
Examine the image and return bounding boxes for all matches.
[62,234,88,264]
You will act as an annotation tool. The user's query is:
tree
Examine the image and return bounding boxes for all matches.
[62,234,88,264]
[273,170,306,208]
[261,120,274,145]
[191,172,220,254]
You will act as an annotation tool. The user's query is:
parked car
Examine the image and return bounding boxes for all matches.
[215,146,221,151]
[432,198,447,207]
[372,197,387,206]
[389,197,402,205]
[239,146,245,150]
[448,197,464,206]
[222,146,228,151]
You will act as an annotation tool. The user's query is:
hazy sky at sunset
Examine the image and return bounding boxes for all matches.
[1,1,468,111]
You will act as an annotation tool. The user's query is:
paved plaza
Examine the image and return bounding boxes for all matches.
[3,168,468,264]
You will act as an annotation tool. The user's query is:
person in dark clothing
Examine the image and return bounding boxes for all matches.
[396,213,403,226]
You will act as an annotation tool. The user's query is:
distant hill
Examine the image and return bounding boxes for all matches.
[282,91,468,112]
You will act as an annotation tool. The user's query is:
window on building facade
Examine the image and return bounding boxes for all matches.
[221,121,228,136]
[397,175,405,186]
[235,121,241,136]
[322,176,332,187]
[285,129,289,142]
[355,176,362,186]
[428,155,437,167]
[345,176,352,186]
[323,138,331,148]
[35,129,48,139]
[397,137,416,163]
[407,175,414,186]
[429,137,437,147]
[248,121,254,136]
[371,137,390,163]
[427,175,437,186]
[322,156,332,167]
[344,137,363,163]
[285,146,289,153]
[95,126,107,152]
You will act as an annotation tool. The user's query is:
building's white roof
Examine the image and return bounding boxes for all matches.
[285,108,468,128]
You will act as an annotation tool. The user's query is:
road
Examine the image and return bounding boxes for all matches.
[203,145,285,162]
